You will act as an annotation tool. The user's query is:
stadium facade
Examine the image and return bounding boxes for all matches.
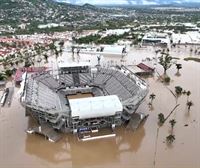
[20,63,148,138]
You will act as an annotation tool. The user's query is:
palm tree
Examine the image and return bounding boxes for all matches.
[175,86,183,95]
[72,46,75,56]
[169,119,176,130]
[166,134,175,144]
[186,91,191,101]
[0,72,6,81]
[59,48,63,57]
[158,113,165,125]
[49,42,56,55]
[176,63,182,73]
[2,58,9,68]
[55,49,59,60]
[149,93,156,105]
[187,101,193,112]
[158,53,173,74]
[58,40,64,48]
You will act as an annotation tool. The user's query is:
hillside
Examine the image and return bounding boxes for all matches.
[0,0,113,34]
[55,0,200,5]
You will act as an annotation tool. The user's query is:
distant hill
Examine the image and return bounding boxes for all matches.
[55,0,200,6]
[0,0,87,24]
[0,0,109,34]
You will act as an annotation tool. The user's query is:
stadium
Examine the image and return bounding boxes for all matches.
[20,62,148,141]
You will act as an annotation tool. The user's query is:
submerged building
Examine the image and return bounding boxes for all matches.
[142,32,170,47]
[20,63,148,140]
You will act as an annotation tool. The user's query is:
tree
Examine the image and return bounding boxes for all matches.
[149,93,156,105]
[43,54,48,63]
[169,119,176,130]
[166,134,175,144]
[4,69,13,77]
[159,53,173,74]
[187,101,193,111]
[72,46,75,56]
[55,49,59,60]
[182,90,187,95]
[164,76,171,83]
[186,91,191,101]
[158,113,165,125]
[0,72,6,81]
[176,63,182,72]
[175,86,183,95]
[58,40,64,48]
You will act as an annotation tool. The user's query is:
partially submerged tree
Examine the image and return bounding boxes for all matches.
[158,113,165,125]
[149,93,156,105]
[175,86,183,95]
[186,91,191,101]
[182,90,187,95]
[159,53,173,74]
[176,63,182,72]
[166,134,175,144]
[164,76,171,83]
[187,101,193,112]
[169,119,176,130]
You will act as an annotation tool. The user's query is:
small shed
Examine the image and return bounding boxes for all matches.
[136,63,155,76]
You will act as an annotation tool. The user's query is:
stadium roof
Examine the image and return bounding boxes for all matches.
[58,61,91,68]
[69,95,123,119]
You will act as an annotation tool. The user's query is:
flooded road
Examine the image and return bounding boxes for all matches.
[0,45,200,168]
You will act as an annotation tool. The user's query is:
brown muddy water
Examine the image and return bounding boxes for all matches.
[0,45,200,168]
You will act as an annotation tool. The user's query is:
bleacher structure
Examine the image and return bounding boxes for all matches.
[20,63,148,141]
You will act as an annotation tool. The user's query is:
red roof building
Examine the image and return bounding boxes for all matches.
[14,67,47,85]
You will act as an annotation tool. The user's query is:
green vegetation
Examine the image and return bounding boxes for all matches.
[0,72,6,81]
[175,86,183,95]
[159,53,173,74]
[149,93,156,105]
[158,113,165,125]
[0,39,64,70]
[187,101,193,112]
[75,33,130,45]
[75,35,101,44]
[166,134,175,144]
[184,57,200,62]
[186,91,191,101]
[164,76,171,83]
[98,34,122,44]
[169,119,176,130]
[4,69,13,77]
[176,64,182,72]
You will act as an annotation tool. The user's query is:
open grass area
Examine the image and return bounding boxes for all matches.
[184,57,200,62]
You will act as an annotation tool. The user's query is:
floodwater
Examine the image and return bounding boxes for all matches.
[0,45,200,168]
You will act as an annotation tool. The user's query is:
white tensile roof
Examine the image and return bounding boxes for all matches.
[102,45,125,54]
[69,95,123,119]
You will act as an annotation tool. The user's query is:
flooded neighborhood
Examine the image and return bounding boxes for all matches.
[1,0,200,167]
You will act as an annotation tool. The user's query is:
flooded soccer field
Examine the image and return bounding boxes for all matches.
[0,45,200,168]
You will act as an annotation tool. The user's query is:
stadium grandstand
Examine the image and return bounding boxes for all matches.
[20,62,148,141]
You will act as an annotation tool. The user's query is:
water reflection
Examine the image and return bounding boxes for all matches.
[25,118,145,167]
